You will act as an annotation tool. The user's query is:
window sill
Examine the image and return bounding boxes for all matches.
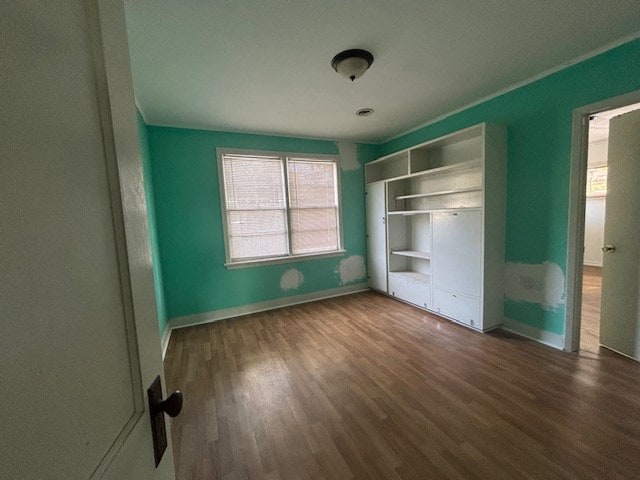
[225,249,346,269]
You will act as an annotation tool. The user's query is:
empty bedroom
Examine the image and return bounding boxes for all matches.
[3,1,640,479]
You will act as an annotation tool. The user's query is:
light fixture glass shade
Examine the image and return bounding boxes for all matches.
[331,49,373,81]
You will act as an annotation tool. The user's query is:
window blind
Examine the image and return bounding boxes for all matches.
[287,158,339,254]
[220,151,341,264]
[222,154,288,260]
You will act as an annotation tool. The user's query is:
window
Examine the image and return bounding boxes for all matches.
[219,149,343,266]
[586,166,607,197]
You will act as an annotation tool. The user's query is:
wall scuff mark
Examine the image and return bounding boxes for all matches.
[280,268,304,291]
[336,255,366,284]
[504,262,565,309]
[337,142,359,171]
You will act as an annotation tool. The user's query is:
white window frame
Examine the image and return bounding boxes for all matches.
[217,148,345,268]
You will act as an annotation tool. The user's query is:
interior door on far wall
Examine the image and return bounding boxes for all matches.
[366,182,387,292]
[0,1,175,478]
[599,109,640,361]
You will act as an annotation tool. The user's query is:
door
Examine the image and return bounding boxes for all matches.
[600,109,640,360]
[0,1,175,478]
[365,182,387,292]
[431,210,482,297]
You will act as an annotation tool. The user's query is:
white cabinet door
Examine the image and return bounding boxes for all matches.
[432,210,482,297]
[389,274,430,309]
[366,182,387,292]
[432,288,481,328]
[0,2,174,478]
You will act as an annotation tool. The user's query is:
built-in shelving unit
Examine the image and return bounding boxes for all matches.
[364,123,507,332]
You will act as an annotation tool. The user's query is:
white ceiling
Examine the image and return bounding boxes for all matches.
[125,1,640,143]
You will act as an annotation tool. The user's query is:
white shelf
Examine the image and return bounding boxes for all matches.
[387,210,431,216]
[378,158,482,183]
[416,157,482,176]
[395,186,481,200]
[391,250,430,259]
[389,271,430,285]
[388,207,481,215]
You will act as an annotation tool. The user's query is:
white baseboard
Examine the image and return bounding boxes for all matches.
[161,326,172,360]
[169,284,369,330]
[583,261,603,267]
[500,317,565,350]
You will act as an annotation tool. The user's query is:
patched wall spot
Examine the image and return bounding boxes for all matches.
[337,142,359,171]
[336,255,366,285]
[280,268,304,291]
[504,262,565,309]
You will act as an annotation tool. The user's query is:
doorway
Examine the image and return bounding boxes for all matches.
[566,93,640,354]
[579,111,612,353]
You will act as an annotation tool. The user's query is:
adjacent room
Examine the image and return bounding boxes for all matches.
[123,1,640,478]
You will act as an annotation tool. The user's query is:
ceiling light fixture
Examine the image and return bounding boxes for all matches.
[331,49,374,81]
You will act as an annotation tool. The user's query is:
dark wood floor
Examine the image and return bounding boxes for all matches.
[165,291,640,480]
[580,266,602,354]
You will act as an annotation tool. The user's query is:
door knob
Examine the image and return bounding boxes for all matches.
[601,245,616,252]
[147,375,183,466]
[155,390,183,417]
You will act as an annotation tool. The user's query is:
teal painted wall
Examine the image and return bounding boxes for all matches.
[146,126,377,319]
[379,39,640,336]
[137,112,169,335]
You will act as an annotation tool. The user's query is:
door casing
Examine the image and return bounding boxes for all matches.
[565,89,640,352]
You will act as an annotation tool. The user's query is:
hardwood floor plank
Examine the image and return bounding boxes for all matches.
[580,266,602,353]
[166,291,640,479]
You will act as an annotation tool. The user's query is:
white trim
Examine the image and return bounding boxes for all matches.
[383,31,640,144]
[161,326,172,361]
[134,96,149,123]
[142,119,355,144]
[225,249,346,269]
[169,284,369,330]
[500,317,565,351]
[583,261,603,268]
[565,89,640,352]
[217,147,338,161]
[565,111,590,352]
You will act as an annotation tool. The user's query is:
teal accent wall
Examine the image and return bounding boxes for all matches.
[146,126,377,319]
[137,112,169,336]
[378,39,640,336]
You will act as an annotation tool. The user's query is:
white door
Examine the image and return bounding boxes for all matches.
[0,1,175,478]
[600,109,640,360]
[431,210,482,297]
[366,182,387,292]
